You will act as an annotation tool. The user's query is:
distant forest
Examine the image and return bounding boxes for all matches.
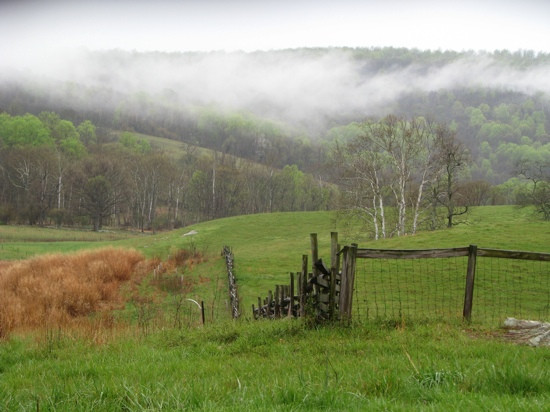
[1,47,549,231]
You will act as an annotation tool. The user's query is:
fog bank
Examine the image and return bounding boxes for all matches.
[2,49,549,129]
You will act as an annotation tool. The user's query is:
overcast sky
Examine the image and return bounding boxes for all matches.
[1,0,549,58]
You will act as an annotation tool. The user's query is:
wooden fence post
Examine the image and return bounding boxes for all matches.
[463,244,478,322]
[330,232,339,320]
[289,272,295,317]
[223,246,240,319]
[339,246,349,319]
[300,254,308,317]
[339,244,357,322]
[310,233,319,277]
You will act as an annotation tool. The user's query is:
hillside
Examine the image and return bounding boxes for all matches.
[1,48,549,182]
[1,206,549,410]
[2,206,548,312]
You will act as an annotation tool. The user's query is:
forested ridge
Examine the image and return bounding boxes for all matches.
[1,47,549,231]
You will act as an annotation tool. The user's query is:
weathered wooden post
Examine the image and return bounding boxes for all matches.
[300,254,308,317]
[289,272,295,317]
[339,243,358,322]
[275,285,280,318]
[463,244,478,322]
[310,233,319,277]
[310,233,320,318]
[329,232,339,320]
[223,246,240,319]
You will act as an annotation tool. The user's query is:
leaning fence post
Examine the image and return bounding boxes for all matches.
[463,244,478,322]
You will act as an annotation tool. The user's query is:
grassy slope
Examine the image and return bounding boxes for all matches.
[1,206,549,308]
[1,206,550,410]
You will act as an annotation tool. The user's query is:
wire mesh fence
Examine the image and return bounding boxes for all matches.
[353,255,468,322]
[474,257,550,323]
[352,247,550,325]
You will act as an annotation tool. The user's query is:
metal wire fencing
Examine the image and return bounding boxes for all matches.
[352,247,550,325]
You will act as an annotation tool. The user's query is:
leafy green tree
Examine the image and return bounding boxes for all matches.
[186,169,211,221]
[77,120,97,146]
[466,107,486,128]
[0,113,53,148]
[119,132,151,154]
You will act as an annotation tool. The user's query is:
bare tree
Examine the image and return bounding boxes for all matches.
[333,136,390,239]
[76,153,127,231]
[431,124,471,228]
[333,115,440,238]
[517,159,550,220]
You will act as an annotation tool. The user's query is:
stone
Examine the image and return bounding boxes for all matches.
[503,317,550,347]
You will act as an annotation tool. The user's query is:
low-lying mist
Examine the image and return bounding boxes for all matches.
[2,48,549,131]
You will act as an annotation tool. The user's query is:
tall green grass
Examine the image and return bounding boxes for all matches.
[1,320,549,411]
[0,206,549,410]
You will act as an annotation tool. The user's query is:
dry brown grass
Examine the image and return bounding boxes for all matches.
[149,248,206,294]
[0,248,148,339]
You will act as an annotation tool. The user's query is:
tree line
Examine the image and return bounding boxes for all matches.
[1,110,547,235]
[0,112,336,230]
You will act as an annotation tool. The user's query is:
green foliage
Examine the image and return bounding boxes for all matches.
[0,113,54,148]
[59,136,87,158]
[77,120,97,146]
[118,131,151,153]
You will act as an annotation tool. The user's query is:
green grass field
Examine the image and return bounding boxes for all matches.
[1,206,549,410]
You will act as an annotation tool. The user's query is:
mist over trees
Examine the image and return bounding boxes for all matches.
[1,47,549,231]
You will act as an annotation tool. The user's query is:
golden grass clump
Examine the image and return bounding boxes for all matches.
[0,248,146,338]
